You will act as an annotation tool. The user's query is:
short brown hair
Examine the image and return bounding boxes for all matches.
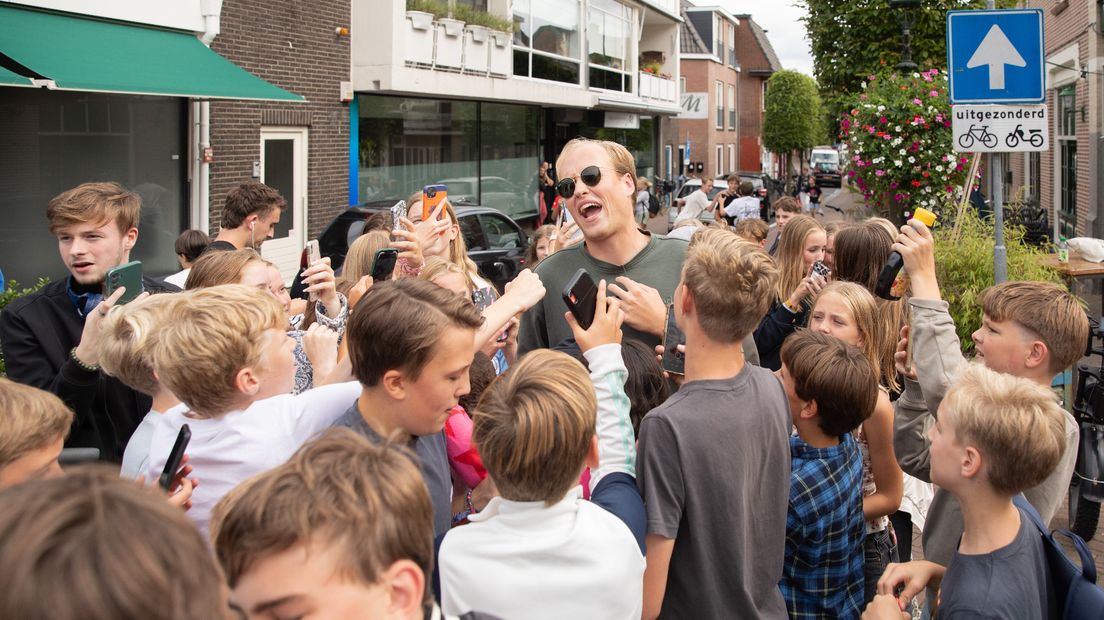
[0,378,73,469]
[98,294,184,396]
[185,248,263,289]
[211,429,433,603]
[833,221,893,292]
[152,285,286,417]
[941,363,1067,495]
[781,330,878,436]
[221,181,285,230]
[734,217,769,244]
[474,350,595,503]
[0,466,227,620]
[683,228,779,343]
[773,196,802,214]
[557,137,638,188]
[347,279,483,387]
[174,229,210,263]
[46,182,141,235]
[979,281,1089,374]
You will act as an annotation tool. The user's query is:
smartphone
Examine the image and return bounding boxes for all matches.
[497,323,511,343]
[556,204,566,230]
[661,304,686,376]
[472,286,496,312]
[158,424,191,491]
[390,200,407,233]
[422,184,448,221]
[305,240,322,302]
[371,248,399,282]
[562,268,598,330]
[104,261,143,305]
[811,260,831,280]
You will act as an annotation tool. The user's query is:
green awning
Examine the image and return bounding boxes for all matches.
[0,64,34,87]
[0,5,303,101]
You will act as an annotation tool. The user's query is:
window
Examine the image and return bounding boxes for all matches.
[716,144,723,177]
[762,81,767,112]
[728,144,735,174]
[713,15,723,58]
[727,22,736,66]
[513,0,582,85]
[1025,151,1040,202]
[1057,85,1077,237]
[587,0,634,93]
[715,80,724,129]
[679,76,686,94]
[727,84,736,129]
[678,146,686,175]
[478,213,523,249]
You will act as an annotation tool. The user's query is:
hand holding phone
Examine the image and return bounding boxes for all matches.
[661,304,686,376]
[304,240,322,302]
[565,277,624,353]
[562,268,598,330]
[158,424,191,491]
[811,260,831,280]
[390,200,408,233]
[371,248,399,282]
[422,184,448,221]
[104,261,143,305]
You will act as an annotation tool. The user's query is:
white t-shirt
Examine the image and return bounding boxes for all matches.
[677,189,711,223]
[145,381,361,539]
[164,269,189,288]
[120,409,161,480]
[724,196,762,222]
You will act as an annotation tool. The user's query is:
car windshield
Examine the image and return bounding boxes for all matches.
[812,152,839,165]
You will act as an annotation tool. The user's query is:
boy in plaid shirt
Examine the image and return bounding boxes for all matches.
[777,331,877,619]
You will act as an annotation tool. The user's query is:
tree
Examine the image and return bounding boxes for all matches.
[762,70,824,179]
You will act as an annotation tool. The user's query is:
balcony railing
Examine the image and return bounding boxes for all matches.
[639,71,676,103]
[403,10,511,76]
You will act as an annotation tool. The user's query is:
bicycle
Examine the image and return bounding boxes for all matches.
[1005,124,1045,148]
[1069,315,1104,541]
[957,124,998,150]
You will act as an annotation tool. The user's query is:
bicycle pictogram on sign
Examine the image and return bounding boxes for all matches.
[957,124,998,149]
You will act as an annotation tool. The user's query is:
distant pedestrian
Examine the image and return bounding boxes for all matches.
[635,178,650,226]
[164,229,210,288]
[808,177,823,217]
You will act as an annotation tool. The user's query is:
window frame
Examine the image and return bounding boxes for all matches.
[511,0,584,86]
[586,0,635,94]
[715,80,724,129]
[727,83,736,130]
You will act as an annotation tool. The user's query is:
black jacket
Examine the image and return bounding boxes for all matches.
[0,276,179,461]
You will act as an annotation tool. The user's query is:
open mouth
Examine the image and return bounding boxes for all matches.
[71,261,94,272]
[577,200,603,221]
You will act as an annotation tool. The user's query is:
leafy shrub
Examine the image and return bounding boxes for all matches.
[0,278,49,375]
[933,209,1064,354]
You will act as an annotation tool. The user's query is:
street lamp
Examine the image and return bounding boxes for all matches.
[889,0,921,72]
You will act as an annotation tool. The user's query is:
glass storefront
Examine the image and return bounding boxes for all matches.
[0,90,186,285]
[357,95,541,222]
[549,109,656,182]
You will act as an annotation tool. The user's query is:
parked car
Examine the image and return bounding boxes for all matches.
[436,176,537,223]
[668,179,726,230]
[291,202,529,295]
[810,147,842,187]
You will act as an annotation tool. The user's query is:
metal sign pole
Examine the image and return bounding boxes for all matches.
[985,0,1009,283]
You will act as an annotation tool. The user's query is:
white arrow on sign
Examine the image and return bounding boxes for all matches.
[966,25,1026,90]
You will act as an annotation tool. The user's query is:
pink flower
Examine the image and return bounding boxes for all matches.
[929,90,939,97]
[912,98,922,105]
[890,181,899,189]
[879,116,888,124]
[875,169,885,177]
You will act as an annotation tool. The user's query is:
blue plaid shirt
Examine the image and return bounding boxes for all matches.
[780,432,865,620]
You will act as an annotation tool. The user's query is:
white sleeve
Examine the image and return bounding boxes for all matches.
[281,380,362,441]
[582,343,635,491]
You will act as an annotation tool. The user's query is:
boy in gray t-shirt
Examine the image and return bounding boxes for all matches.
[870,364,1066,619]
[637,230,791,619]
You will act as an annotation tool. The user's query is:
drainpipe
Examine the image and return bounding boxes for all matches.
[195,0,223,233]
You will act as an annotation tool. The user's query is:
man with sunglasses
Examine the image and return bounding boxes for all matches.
[517,138,690,355]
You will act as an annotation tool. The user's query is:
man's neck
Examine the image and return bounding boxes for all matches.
[586,227,650,266]
[957,485,1021,554]
[794,420,839,449]
[151,388,179,415]
[356,387,413,442]
[683,331,746,382]
[214,228,248,250]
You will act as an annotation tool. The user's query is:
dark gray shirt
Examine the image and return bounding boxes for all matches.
[938,507,1049,620]
[333,404,452,536]
[637,364,792,619]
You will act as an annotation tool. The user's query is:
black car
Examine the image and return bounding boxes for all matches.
[292,202,530,296]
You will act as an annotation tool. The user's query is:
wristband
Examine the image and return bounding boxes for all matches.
[782,300,800,314]
[70,347,99,372]
[398,257,422,278]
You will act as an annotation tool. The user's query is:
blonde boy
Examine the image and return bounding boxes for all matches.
[892,219,1087,610]
[734,217,769,249]
[212,429,437,620]
[875,364,1067,618]
[638,229,791,619]
[98,294,185,478]
[0,377,73,489]
[439,281,645,619]
[145,284,359,538]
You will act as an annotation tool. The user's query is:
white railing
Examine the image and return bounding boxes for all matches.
[639,71,677,102]
[403,10,512,76]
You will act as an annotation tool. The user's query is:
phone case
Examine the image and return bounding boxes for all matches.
[472,287,496,312]
[371,248,399,282]
[562,268,597,330]
[104,261,143,304]
[390,200,407,232]
[158,424,191,491]
[812,261,831,279]
[422,184,447,221]
[661,305,686,375]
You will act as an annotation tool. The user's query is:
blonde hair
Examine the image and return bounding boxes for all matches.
[419,256,468,290]
[152,284,286,417]
[684,228,779,343]
[0,466,227,620]
[556,137,638,188]
[979,281,1089,374]
[0,378,73,469]
[814,281,899,392]
[185,248,263,289]
[211,429,433,605]
[406,196,480,289]
[98,294,184,396]
[867,217,899,240]
[46,182,140,235]
[473,350,596,503]
[941,363,1067,495]
[773,215,824,301]
[343,230,393,282]
[734,218,769,244]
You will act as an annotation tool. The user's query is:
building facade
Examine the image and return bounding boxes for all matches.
[732,14,781,174]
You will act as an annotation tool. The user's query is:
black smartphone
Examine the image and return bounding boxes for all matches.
[371,248,399,281]
[158,424,191,491]
[661,304,686,376]
[562,268,598,330]
[104,260,143,304]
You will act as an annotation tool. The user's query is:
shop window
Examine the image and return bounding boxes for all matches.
[513,0,581,85]
[587,0,634,93]
[1057,85,1077,237]
[1,90,186,284]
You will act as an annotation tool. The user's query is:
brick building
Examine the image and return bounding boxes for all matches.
[732,14,782,173]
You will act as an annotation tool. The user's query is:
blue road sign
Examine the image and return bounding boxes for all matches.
[947,9,1045,104]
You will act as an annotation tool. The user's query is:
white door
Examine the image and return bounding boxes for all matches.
[260,127,308,284]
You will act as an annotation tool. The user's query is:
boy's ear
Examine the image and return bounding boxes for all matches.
[380,369,406,400]
[233,366,261,397]
[381,559,425,617]
[799,398,818,420]
[1024,339,1049,371]
[584,434,599,471]
[677,283,694,317]
[961,445,983,480]
[124,227,138,251]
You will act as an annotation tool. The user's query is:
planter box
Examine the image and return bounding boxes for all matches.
[404,10,434,66]
[489,29,511,76]
[463,25,490,73]
[434,18,464,70]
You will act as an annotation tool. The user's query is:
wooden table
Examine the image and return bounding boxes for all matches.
[1043,253,1104,323]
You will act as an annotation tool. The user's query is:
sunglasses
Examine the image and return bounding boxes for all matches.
[555,165,606,199]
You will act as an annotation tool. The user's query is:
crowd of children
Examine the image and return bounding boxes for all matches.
[0,137,1091,620]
